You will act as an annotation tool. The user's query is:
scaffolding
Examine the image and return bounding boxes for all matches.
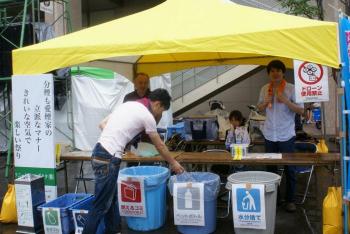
[0,0,72,178]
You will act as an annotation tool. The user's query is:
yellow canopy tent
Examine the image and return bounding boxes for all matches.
[12,0,339,79]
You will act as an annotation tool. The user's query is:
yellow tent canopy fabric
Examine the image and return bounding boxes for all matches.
[12,0,339,78]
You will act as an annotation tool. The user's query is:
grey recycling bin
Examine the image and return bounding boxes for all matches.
[225,171,281,234]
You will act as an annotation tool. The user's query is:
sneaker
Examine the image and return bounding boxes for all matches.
[285,202,296,212]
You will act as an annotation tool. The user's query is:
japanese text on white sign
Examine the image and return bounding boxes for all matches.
[173,182,205,226]
[118,176,146,217]
[232,184,266,230]
[294,60,329,103]
[12,74,56,201]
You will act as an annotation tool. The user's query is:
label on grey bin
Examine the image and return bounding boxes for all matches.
[173,182,204,226]
[232,184,266,230]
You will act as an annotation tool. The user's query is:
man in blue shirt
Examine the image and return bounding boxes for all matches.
[257,60,304,212]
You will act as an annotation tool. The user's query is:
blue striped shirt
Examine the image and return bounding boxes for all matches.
[258,82,304,142]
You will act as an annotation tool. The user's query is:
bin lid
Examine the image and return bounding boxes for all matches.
[119,166,169,186]
[225,171,280,190]
[168,172,221,201]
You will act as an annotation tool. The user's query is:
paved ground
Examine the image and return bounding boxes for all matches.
[0,138,340,234]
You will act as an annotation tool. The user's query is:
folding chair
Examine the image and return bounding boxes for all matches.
[294,142,317,204]
[294,142,317,234]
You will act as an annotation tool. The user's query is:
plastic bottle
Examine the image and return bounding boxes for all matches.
[185,188,193,209]
[225,130,235,150]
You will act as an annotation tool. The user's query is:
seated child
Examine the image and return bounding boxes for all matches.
[225,110,250,150]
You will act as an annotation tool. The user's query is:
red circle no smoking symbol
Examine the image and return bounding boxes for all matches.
[297,62,323,85]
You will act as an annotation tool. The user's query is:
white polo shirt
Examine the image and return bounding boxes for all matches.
[98,101,157,157]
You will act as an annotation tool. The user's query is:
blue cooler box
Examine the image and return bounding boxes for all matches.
[183,116,218,141]
[167,122,185,140]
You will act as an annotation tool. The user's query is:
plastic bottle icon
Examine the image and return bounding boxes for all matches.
[185,188,193,209]
[77,214,86,226]
[47,211,57,225]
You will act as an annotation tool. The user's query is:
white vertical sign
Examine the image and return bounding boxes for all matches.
[294,60,329,103]
[173,182,205,226]
[232,184,266,229]
[12,74,56,201]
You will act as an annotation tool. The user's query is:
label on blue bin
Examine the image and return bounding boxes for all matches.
[173,182,204,226]
[232,184,266,230]
[118,176,146,217]
[42,207,62,234]
[73,210,88,234]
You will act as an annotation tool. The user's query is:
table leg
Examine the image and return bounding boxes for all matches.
[74,160,85,193]
[64,160,68,193]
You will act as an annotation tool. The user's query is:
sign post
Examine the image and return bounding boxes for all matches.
[12,74,56,201]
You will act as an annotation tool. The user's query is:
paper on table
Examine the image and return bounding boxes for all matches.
[244,153,282,159]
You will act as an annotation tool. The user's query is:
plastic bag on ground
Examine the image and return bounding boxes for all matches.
[0,184,17,223]
[323,187,342,234]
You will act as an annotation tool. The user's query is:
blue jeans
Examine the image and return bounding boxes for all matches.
[83,143,121,234]
[265,137,296,203]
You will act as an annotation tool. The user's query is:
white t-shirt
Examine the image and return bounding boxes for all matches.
[98,102,157,157]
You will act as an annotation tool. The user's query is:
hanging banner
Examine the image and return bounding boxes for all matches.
[173,182,205,226]
[118,176,146,217]
[12,74,57,201]
[294,60,329,103]
[232,184,266,230]
[42,207,62,234]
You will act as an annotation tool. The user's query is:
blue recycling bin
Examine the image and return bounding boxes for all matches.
[69,196,105,234]
[168,172,221,234]
[118,166,170,231]
[37,193,92,234]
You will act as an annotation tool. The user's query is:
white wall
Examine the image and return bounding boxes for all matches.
[179,70,294,118]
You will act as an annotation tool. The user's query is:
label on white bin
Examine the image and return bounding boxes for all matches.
[118,176,146,217]
[42,207,62,234]
[173,182,205,226]
[232,184,266,230]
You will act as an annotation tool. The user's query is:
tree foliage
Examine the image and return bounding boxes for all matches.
[278,0,322,19]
